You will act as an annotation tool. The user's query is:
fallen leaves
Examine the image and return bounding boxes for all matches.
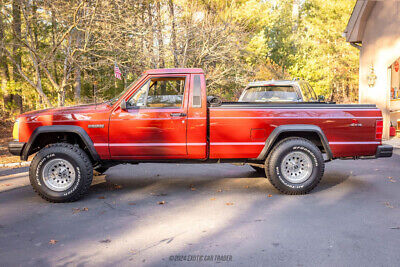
[72,207,89,214]
[190,187,196,191]
[384,202,394,209]
[226,202,234,206]
[267,194,273,198]
[49,239,58,245]
[217,189,222,193]
[244,185,249,189]
[210,198,216,201]
[114,185,123,189]
[72,208,81,214]
[158,201,166,205]
[128,202,136,206]
[98,196,106,199]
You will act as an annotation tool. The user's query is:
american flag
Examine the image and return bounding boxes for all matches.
[114,62,122,80]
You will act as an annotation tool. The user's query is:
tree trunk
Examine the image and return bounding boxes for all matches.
[168,0,179,68]
[12,0,21,77]
[147,3,156,68]
[73,28,82,103]
[74,67,81,103]
[12,0,22,113]
[156,1,165,69]
[0,0,10,110]
[51,8,59,85]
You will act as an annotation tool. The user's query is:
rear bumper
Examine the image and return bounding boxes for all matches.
[8,141,26,156]
[376,145,393,158]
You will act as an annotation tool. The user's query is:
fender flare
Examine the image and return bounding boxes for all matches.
[256,124,332,160]
[21,125,100,162]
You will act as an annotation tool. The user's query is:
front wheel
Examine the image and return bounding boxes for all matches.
[29,143,93,202]
[265,137,324,195]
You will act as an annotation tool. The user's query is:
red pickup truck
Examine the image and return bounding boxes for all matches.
[8,68,393,202]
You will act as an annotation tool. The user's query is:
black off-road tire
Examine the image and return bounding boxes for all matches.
[29,143,93,202]
[265,137,324,195]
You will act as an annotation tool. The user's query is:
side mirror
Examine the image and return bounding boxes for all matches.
[120,99,127,110]
[318,95,325,102]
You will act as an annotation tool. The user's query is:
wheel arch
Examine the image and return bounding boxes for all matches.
[21,125,100,162]
[256,125,332,161]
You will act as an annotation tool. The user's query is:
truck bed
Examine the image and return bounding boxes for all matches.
[208,102,382,159]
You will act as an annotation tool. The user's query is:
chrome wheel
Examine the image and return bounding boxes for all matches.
[42,158,76,192]
[280,151,312,183]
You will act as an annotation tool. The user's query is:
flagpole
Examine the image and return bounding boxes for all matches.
[114,61,122,94]
[114,61,116,96]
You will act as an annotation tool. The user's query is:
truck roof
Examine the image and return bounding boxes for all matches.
[143,68,204,75]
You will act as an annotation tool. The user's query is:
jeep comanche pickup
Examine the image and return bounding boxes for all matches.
[8,68,393,202]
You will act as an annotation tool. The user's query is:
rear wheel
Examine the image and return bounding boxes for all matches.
[29,143,93,202]
[265,137,324,195]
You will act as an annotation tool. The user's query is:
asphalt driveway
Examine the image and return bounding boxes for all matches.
[1,141,400,266]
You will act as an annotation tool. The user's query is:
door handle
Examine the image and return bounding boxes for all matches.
[170,112,186,117]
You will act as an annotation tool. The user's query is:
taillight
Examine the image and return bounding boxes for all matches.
[376,120,383,140]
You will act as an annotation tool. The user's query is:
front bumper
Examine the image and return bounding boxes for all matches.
[8,141,26,156]
[376,144,393,158]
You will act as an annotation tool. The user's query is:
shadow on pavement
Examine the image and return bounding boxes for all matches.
[0,167,29,177]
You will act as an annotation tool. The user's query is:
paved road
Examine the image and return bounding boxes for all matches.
[1,144,400,266]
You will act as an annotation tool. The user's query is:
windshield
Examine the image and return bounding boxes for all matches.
[107,75,144,105]
[239,85,300,102]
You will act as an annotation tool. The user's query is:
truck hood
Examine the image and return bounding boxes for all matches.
[19,102,112,118]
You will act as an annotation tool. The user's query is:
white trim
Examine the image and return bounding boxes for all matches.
[211,117,382,120]
[94,143,206,147]
[329,141,380,145]
[96,141,380,147]
[210,142,265,146]
[94,142,265,147]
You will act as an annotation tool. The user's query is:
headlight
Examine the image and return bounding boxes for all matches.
[12,118,19,141]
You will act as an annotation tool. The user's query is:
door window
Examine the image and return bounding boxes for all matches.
[127,77,185,108]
